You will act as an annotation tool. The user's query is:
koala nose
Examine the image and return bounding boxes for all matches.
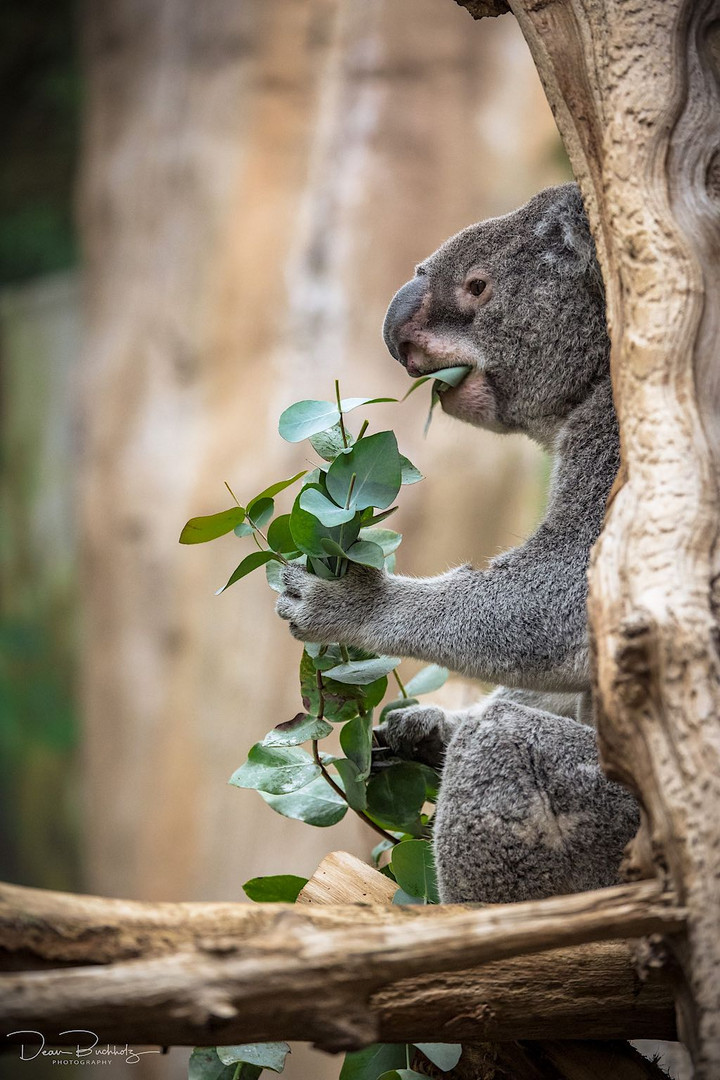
[383,276,428,364]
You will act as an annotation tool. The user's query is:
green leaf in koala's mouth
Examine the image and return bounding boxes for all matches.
[402,364,473,399]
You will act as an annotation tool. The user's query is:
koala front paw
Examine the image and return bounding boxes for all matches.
[377,703,454,770]
[275,563,386,644]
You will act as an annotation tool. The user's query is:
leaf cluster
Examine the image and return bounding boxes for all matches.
[180,372,471,1080]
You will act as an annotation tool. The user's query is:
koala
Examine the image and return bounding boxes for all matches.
[277,183,639,904]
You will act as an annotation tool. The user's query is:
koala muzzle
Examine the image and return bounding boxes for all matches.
[383,276,428,365]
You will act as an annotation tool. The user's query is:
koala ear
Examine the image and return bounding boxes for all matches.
[534,184,598,279]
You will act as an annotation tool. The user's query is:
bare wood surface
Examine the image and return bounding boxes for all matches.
[455,0,720,1072]
[306,854,673,1080]
[0,871,680,1049]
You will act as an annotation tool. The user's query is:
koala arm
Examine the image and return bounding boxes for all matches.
[276,536,590,691]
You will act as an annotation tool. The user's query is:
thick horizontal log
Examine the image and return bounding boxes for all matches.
[0,872,681,1050]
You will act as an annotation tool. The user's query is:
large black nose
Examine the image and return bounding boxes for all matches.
[382,276,428,363]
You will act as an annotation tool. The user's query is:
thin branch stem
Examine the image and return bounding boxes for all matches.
[313,672,396,845]
[335,379,348,449]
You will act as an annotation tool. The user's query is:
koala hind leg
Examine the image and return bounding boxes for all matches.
[434,698,639,904]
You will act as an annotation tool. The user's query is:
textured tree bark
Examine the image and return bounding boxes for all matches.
[454,0,720,1073]
[300,854,673,1080]
[0,872,680,1048]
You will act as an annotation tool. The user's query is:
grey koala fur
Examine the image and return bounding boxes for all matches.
[277,183,639,904]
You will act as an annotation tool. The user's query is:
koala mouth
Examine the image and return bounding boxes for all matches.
[401,342,476,380]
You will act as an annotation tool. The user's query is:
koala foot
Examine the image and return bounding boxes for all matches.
[376,703,456,770]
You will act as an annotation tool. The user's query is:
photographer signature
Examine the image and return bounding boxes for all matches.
[6,1030,161,1066]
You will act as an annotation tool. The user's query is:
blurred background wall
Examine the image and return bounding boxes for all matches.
[0,0,569,1077]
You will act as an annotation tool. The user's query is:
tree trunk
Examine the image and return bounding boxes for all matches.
[456,0,720,1074]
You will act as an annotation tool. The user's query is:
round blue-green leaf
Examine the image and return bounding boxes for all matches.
[377,1071,426,1080]
[217,550,282,594]
[334,758,367,811]
[262,713,333,746]
[188,1048,237,1080]
[366,763,426,833]
[324,656,400,684]
[339,1044,407,1080]
[378,697,420,724]
[246,496,274,529]
[326,431,403,511]
[358,527,402,556]
[345,540,385,569]
[278,400,340,442]
[216,1043,291,1072]
[229,743,320,795]
[414,1044,462,1071]
[399,455,423,485]
[242,875,308,903]
[260,774,347,826]
[180,506,245,544]
[310,423,352,461]
[391,839,439,903]
[404,664,449,696]
[290,494,361,557]
[340,713,373,778]
[267,514,297,554]
[300,487,357,526]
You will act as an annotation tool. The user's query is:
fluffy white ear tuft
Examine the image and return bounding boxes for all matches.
[534,185,599,280]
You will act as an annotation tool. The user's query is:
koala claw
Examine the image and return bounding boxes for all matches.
[377,703,454,770]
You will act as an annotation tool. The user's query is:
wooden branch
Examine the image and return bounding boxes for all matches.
[302,855,673,1080]
[0,869,680,1050]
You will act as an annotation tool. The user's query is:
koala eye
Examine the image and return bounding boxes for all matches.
[466,277,487,297]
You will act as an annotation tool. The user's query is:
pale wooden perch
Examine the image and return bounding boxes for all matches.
[0,859,681,1051]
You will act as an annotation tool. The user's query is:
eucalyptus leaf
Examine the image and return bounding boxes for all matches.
[391,889,425,906]
[300,487,357,526]
[340,713,373,778]
[278,400,340,442]
[391,839,439,903]
[267,514,298,554]
[326,431,403,511]
[339,1044,407,1080]
[229,743,320,795]
[358,527,402,556]
[345,540,385,569]
[399,455,423,485]
[290,494,361,558]
[376,1071,426,1080]
[242,875,308,902]
[245,496,274,529]
[334,758,367,811]
[233,522,254,538]
[378,697,419,724]
[260,774,347,827]
[362,506,398,527]
[249,471,307,503]
[217,550,282,594]
[309,423,352,461]
[404,664,449,696]
[180,506,246,545]
[188,1048,237,1080]
[340,396,397,412]
[216,1042,291,1072]
[323,656,400,685]
[262,713,333,746]
[366,762,427,833]
[414,1044,463,1071]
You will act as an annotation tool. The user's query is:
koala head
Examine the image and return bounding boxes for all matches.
[383,184,609,444]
